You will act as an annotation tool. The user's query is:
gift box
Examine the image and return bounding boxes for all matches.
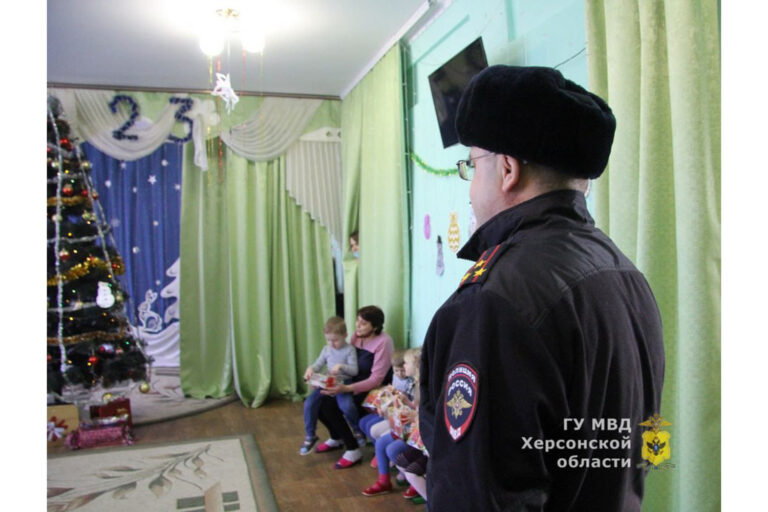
[307,373,337,389]
[47,404,80,447]
[89,397,132,427]
[66,423,134,450]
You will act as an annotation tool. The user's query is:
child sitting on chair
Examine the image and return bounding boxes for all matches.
[300,316,358,455]
[358,350,414,444]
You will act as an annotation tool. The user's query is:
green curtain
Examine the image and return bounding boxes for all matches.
[179,142,336,406]
[585,1,720,510]
[341,44,410,347]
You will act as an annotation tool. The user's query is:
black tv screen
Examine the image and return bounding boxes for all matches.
[428,38,488,148]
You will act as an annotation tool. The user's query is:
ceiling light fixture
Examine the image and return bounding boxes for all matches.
[198,6,265,57]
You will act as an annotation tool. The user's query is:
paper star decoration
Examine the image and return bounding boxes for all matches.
[211,73,239,113]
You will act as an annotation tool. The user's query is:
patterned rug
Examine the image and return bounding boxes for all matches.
[47,435,278,512]
[130,367,236,425]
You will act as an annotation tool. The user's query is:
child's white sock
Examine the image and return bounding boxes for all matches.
[324,438,342,448]
[342,448,362,462]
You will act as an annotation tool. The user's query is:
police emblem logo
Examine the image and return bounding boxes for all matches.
[443,363,479,441]
[639,413,672,466]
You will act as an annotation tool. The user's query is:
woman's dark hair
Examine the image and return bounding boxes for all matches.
[357,305,384,335]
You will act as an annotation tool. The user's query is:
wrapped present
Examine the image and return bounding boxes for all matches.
[90,397,132,427]
[388,400,417,439]
[406,415,425,451]
[47,404,80,447]
[363,385,396,415]
[66,424,134,450]
[307,372,337,389]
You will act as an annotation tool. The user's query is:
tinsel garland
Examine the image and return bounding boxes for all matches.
[410,152,458,177]
[47,328,132,346]
[47,196,93,208]
[47,256,125,286]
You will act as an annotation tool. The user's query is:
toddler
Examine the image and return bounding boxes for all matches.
[300,317,358,455]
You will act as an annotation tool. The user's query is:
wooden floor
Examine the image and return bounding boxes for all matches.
[53,399,424,512]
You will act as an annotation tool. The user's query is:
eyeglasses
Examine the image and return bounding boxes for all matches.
[456,152,495,181]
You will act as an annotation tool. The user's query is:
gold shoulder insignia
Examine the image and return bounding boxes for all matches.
[458,243,508,289]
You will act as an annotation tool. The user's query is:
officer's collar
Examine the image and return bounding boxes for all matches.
[458,189,593,261]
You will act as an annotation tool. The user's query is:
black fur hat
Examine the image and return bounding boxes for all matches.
[455,65,616,179]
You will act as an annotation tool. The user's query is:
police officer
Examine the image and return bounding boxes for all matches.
[419,65,665,511]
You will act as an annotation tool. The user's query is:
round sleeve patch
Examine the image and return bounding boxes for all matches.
[443,363,479,442]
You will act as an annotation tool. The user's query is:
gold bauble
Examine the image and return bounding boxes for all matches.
[102,392,114,403]
[139,382,151,394]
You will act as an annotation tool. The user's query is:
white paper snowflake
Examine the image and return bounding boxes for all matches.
[104,180,112,188]
[148,175,157,185]
[161,159,168,167]
[132,246,140,254]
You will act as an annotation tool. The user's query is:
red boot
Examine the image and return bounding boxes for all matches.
[362,475,393,497]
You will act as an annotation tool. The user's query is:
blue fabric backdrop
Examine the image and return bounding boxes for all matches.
[83,141,183,366]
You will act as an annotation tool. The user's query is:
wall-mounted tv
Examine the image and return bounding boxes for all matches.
[428,38,488,148]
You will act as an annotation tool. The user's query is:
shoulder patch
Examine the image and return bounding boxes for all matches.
[443,362,479,442]
[458,243,507,289]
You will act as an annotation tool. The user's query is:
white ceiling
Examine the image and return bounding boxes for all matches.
[47,0,438,99]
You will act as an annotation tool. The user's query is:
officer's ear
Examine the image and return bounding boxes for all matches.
[500,155,521,193]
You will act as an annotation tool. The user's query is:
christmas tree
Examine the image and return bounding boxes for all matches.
[47,97,150,401]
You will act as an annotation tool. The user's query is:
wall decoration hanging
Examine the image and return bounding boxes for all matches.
[436,235,445,276]
[447,211,461,253]
[410,152,457,177]
[424,214,431,239]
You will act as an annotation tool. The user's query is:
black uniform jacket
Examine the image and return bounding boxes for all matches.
[419,190,665,511]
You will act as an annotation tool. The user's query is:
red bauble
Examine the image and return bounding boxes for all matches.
[81,189,89,197]
[59,138,73,151]
[62,184,74,196]
[59,249,71,261]
[88,356,99,365]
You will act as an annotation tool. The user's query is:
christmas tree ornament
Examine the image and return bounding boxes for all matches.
[424,214,431,239]
[80,188,89,197]
[436,235,445,276]
[91,190,99,200]
[96,281,116,308]
[139,381,151,394]
[58,249,70,261]
[62,184,74,196]
[88,355,99,366]
[59,137,73,151]
[447,212,461,253]
[81,160,92,171]
[102,392,114,403]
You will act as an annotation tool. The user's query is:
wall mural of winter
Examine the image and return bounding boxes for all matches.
[84,141,182,367]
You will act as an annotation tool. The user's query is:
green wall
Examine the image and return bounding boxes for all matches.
[406,0,588,346]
